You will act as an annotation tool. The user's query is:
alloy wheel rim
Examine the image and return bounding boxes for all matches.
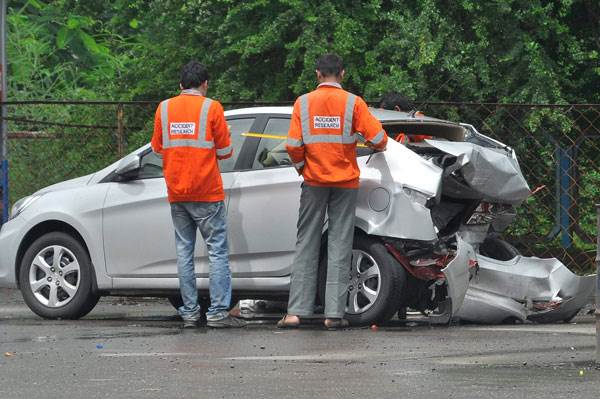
[29,245,81,308]
[346,249,381,314]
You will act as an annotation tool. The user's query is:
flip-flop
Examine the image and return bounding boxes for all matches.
[276,315,300,329]
[324,318,350,330]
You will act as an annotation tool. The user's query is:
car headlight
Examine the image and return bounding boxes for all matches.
[9,194,41,220]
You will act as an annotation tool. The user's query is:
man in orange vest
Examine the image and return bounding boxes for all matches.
[152,61,245,329]
[278,54,388,329]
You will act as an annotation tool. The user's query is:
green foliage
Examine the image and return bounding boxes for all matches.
[8,0,130,99]
[7,0,599,102]
[117,0,599,103]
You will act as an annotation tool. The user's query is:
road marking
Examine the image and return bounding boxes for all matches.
[100,352,373,361]
[223,353,372,361]
[100,352,198,357]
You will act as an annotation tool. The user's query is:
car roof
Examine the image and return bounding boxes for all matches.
[225,106,459,124]
[224,106,466,139]
[225,106,294,117]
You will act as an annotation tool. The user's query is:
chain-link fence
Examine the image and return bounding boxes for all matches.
[2,100,599,274]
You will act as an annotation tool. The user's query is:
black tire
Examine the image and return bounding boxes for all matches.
[19,232,99,319]
[397,306,407,320]
[318,234,406,326]
[479,237,520,261]
[562,309,580,323]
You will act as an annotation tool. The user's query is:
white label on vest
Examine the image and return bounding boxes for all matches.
[313,116,341,129]
[170,122,196,135]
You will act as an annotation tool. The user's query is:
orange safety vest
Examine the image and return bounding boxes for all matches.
[151,90,232,203]
[286,83,388,188]
[396,133,432,144]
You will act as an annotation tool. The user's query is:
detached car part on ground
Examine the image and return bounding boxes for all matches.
[0,107,591,326]
[455,236,595,324]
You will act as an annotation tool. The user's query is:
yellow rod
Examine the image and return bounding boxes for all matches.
[241,132,367,147]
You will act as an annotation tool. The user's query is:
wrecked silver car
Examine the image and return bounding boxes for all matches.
[0,106,589,326]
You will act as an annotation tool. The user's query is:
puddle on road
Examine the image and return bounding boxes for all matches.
[3,326,182,345]
[76,330,181,340]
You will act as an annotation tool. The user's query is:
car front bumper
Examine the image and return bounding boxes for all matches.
[0,217,29,288]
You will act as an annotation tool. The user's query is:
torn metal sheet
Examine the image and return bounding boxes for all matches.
[455,254,595,324]
[355,138,443,241]
[429,235,475,324]
[426,140,531,205]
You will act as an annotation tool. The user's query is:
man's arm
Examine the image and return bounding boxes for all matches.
[211,101,233,160]
[353,97,388,151]
[285,99,305,174]
[151,103,163,154]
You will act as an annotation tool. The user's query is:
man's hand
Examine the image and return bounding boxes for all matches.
[366,142,386,152]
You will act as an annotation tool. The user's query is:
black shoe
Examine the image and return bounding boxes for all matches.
[206,315,247,328]
[182,319,198,329]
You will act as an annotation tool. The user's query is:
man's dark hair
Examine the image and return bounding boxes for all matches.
[379,92,415,112]
[315,53,344,77]
[180,61,209,89]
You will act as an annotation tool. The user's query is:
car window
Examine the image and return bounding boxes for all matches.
[253,118,292,169]
[137,151,164,179]
[219,118,256,172]
[133,117,255,180]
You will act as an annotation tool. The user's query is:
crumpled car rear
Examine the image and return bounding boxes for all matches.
[424,140,531,206]
[455,254,595,324]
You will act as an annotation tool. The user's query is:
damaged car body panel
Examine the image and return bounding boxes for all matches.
[456,254,596,324]
[423,140,531,205]
[355,138,442,241]
[439,236,475,321]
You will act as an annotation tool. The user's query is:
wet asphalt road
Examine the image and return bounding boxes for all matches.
[1,288,599,399]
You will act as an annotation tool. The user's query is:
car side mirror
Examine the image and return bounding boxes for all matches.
[115,154,141,179]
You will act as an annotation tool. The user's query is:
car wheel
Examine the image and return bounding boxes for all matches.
[479,237,520,261]
[19,232,99,319]
[318,234,406,326]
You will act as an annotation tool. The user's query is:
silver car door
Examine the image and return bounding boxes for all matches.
[102,116,257,278]
[227,116,301,277]
[102,150,236,278]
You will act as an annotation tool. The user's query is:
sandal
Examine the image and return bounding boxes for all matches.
[277,314,300,329]
[324,318,350,330]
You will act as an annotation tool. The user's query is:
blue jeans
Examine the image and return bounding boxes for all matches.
[170,201,232,321]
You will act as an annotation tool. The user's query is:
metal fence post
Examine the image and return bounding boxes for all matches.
[596,204,600,367]
[0,0,7,224]
[116,103,124,158]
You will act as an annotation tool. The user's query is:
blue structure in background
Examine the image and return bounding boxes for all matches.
[1,159,7,223]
